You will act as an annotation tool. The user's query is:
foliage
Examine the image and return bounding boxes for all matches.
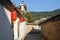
[24,12,35,22]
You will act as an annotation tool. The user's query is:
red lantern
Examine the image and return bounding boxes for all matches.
[11,11,17,21]
[19,17,24,23]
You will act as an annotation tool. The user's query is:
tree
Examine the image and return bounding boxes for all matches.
[24,12,35,22]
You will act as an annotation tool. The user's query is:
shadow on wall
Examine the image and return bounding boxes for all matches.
[0,5,13,40]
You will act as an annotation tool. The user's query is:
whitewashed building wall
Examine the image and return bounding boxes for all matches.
[18,21,26,40]
[14,17,19,40]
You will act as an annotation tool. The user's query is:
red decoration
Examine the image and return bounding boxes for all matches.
[11,11,17,21]
[19,17,24,23]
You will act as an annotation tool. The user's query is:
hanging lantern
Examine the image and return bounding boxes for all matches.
[11,11,17,21]
[19,16,24,23]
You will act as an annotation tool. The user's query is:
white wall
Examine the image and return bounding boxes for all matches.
[18,21,26,40]
[34,25,41,30]
[14,17,19,40]
[4,6,11,24]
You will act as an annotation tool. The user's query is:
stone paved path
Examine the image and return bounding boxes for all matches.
[25,29,44,40]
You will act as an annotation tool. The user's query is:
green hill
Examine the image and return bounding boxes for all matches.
[29,9,60,20]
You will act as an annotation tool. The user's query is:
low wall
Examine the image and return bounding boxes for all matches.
[41,21,60,40]
[25,25,34,34]
[25,24,41,34]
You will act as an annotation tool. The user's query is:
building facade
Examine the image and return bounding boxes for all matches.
[17,1,27,15]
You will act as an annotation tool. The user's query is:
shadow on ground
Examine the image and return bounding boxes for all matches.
[25,29,44,40]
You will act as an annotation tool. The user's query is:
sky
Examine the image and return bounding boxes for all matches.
[11,0,60,12]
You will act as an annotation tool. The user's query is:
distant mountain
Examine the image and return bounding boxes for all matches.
[17,7,60,21]
[29,9,60,20]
